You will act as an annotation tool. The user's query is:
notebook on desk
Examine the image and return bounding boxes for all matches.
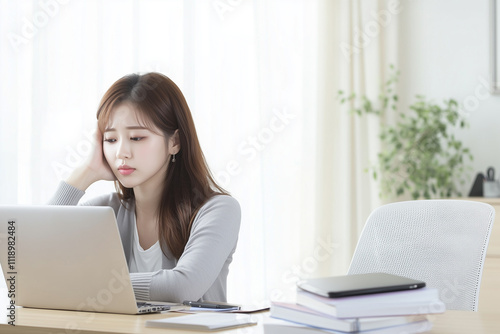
[0,205,178,314]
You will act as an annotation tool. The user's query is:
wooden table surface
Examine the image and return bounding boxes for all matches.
[1,303,499,334]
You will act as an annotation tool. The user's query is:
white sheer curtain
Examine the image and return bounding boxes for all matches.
[0,0,399,304]
[314,0,399,277]
[0,0,321,303]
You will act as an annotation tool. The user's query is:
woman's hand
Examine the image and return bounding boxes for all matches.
[86,125,116,181]
[65,124,116,191]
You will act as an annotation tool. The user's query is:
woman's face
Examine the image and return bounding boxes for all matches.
[102,103,170,190]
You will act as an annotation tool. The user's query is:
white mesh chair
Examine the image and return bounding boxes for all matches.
[347,200,495,311]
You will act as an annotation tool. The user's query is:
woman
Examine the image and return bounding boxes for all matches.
[49,72,241,303]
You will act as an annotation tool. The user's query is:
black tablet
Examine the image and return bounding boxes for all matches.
[297,272,426,298]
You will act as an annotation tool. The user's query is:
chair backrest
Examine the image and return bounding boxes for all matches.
[347,200,495,311]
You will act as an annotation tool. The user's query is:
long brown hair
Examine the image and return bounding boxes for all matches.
[96,72,228,259]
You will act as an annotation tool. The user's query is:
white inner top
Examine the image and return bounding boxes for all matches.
[129,214,162,273]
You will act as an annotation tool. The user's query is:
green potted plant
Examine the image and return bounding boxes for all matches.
[337,66,473,200]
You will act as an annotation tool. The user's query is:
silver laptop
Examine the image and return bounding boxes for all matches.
[0,205,176,314]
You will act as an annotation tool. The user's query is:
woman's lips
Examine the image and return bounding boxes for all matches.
[118,166,135,175]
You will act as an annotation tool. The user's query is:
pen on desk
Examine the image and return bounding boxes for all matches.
[182,301,241,310]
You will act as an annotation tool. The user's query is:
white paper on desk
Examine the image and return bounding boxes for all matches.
[145,313,257,330]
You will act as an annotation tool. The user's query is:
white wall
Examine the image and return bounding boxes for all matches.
[398,0,500,195]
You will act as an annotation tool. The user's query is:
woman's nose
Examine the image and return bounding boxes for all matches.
[116,140,131,159]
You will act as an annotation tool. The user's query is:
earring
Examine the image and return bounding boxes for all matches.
[172,154,176,163]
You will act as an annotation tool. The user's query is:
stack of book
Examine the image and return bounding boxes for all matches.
[264,273,446,333]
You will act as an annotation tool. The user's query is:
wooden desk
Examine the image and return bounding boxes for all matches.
[1,306,499,334]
